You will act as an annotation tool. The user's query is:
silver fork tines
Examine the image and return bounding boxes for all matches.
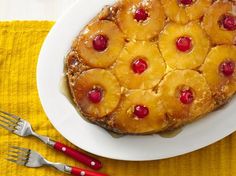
[6,146,68,173]
[0,110,51,143]
[0,111,20,120]
[0,111,20,132]
[6,146,30,166]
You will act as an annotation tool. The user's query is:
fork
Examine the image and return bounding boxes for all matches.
[0,110,102,170]
[6,146,108,176]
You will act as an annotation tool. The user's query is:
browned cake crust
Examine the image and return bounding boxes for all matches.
[66,0,236,135]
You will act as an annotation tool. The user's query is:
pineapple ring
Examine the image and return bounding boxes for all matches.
[73,20,125,68]
[112,41,166,89]
[201,45,236,106]
[161,0,211,24]
[159,22,210,69]
[158,70,213,127]
[72,69,121,119]
[109,90,167,134]
[203,1,236,45]
[117,0,165,40]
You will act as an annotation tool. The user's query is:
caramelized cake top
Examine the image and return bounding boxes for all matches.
[66,0,236,134]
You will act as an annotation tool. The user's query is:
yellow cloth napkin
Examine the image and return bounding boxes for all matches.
[0,21,236,176]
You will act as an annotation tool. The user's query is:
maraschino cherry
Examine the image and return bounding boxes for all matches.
[88,88,103,103]
[176,36,192,52]
[179,0,193,6]
[222,15,236,31]
[134,105,149,118]
[93,34,108,52]
[134,8,149,22]
[220,60,235,77]
[132,58,148,74]
[179,89,194,104]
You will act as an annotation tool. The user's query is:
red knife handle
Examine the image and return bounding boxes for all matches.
[53,141,102,170]
[71,167,108,176]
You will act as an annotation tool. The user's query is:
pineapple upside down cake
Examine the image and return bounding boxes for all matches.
[66,0,236,134]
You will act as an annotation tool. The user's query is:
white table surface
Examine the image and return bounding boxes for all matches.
[0,0,77,20]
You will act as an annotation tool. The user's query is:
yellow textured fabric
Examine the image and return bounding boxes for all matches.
[0,21,236,176]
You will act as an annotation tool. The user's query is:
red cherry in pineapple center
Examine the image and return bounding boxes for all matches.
[134,105,149,119]
[176,36,192,52]
[220,60,235,76]
[132,58,148,74]
[134,8,149,22]
[222,15,236,31]
[88,88,103,104]
[179,0,193,5]
[93,34,108,52]
[179,89,194,104]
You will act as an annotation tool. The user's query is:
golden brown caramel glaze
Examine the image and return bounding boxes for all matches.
[201,45,236,107]
[117,0,165,40]
[108,90,168,134]
[161,0,212,24]
[66,0,235,134]
[73,20,125,68]
[157,70,214,128]
[203,1,236,45]
[71,69,121,119]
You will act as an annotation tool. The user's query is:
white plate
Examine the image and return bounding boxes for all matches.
[37,0,236,161]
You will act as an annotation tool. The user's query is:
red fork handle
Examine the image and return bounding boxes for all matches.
[53,141,102,170]
[71,167,108,176]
